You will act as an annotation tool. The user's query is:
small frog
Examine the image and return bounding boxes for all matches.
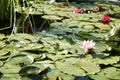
[105,25,120,51]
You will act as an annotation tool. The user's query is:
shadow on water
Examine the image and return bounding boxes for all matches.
[0,20,12,35]
[16,13,50,34]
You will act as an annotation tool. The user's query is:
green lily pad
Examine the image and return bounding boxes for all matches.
[47,69,60,78]
[103,67,120,80]
[9,54,34,65]
[47,69,75,80]
[47,54,77,61]
[0,41,6,48]
[76,59,100,74]
[0,74,21,80]
[42,15,63,20]
[31,63,49,72]
[0,49,10,56]
[95,41,107,52]
[89,72,110,80]
[93,56,120,65]
[60,73,75,80]
[0,63,21,74]
[113,62,120,67]
[56,62,86,76]
[0,34,6,40]
[19,66,41,76]
[21,43,43,51]
[8,33,39,43]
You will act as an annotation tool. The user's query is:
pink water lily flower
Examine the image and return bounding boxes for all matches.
[81,40,96,52]
[102,16,112,24]
[74,8,84,14]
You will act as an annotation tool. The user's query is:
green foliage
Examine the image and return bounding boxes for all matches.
[0,1,120,80]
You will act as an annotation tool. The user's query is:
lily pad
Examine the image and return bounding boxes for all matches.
[103,67,120,80]
[56,62,86,76]
[0,74,21,80]
[93,56,120,65]
[19,66,41,76]
[89,72,110,80]
[47,69,60,78]
[9,54,34,65]
[76,59,100,74]
[42,15,63,20]
[0,63,21,74]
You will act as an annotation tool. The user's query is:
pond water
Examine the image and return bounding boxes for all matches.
[0,1,120,80]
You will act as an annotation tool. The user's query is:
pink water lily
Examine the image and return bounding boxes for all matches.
[81,40,96,52]
[74,8,84,14]
[102,16,112,24]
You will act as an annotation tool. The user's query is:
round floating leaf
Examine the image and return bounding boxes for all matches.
[56,62,86,76]
[31,63,49,72]
[0,41,6,48]
[113,63,120,67]
[0,63,21,74]
[20,43,43,51]
[93,56,120,65]
[89,72,110,80]
[47,69,60,78]
[76,59,100,74]
[0,49,10,56]
[0,34,6,40]
[62,58,81,64]
[9,54,33,65]
[103,67,120,80]
[0,74,21,80]
[42,15,62,20]
[8,33,39,43]
[60,73,75,80]
[95,41,107,52]
[47,54,76,61]
[0,49,10,61]
[19,66,41,76]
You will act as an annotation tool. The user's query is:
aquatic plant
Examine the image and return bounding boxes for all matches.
[81,40,96,52]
